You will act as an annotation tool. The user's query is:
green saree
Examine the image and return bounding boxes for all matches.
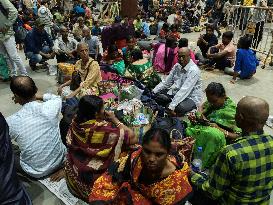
[186,97,241,169]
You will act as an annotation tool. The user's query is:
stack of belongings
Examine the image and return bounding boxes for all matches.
[57,63,75,84]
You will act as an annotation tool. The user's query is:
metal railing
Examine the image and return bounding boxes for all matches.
[225,5,273,59]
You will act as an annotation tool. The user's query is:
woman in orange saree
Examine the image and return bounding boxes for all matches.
[89,128,193,205]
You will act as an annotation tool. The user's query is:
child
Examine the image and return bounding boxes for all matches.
[228,35,259,83]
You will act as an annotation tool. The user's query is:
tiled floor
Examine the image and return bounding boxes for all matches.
[0,31,273,204]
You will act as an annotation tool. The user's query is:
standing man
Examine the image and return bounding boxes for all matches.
[152,47,203,117]
[252,0,267,49]
[0,0,28,77]
[190,96,273,205]
[82,27,100,61]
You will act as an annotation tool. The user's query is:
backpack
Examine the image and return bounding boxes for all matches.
[151,117,185,140]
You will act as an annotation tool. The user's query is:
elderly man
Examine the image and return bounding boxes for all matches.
[0,112,32,205]
[24,18,55,70]
[191,96,273,205]
[0,0,27,77]
[152,47,203,116]
[54,26,78,63]
[72,17,88,42]
[82,27,100,60]
[6,76,66,178]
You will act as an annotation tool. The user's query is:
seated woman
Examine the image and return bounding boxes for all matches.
[186,82,241,169]
[58,42,102,98]
[89,128,193,205]
[52,95,137,202]
[127,49,161,89]
[122,36,141,67]
[178,38,197,64]
[101,44,126,77]
[153,36,178,74]
[225,35,259,83]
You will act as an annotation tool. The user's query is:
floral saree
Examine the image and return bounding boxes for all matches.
[89,148,193,205]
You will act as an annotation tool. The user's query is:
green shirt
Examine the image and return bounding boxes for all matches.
[191,133,273,205]
[0,0,18,42]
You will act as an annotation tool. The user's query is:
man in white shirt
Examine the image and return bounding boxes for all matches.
[7,76,66,178]
[53,26,78,63]
[153,47,203,116]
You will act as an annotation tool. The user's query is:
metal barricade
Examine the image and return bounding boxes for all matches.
[225,5,273,59]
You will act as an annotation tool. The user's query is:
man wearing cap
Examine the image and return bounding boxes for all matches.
[38,0,53,36]
[0,0,28,78]
[24,18,54,70]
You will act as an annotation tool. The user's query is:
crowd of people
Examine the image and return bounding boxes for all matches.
[0,0,273,205]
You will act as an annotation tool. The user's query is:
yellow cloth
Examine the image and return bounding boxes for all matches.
[243,0,253,6]
[75,58,102,89]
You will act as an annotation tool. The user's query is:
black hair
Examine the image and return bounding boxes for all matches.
[162,23,169,32]
[164,36,177,64]
[131,49,143,61]
[178,38,189,48]
[222,31,234,40]
[126,35,134,42]
[205,82,226,97]
[142,128,171,152]
[170,24,178,31]
[10,76,38,101]
[238,35,252,49]
[76,95,104,124]
[107,44,118,56]
[206,23,215,31]
[40,0,48,5]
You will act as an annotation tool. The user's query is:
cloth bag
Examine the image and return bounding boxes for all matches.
[152,117,186,140]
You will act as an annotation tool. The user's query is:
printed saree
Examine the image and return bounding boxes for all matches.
[65,119,128,201]
[89,148,193,205]
[186,97,241,169]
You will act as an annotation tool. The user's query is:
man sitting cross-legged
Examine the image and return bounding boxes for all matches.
[202,31,235,71]
[6,76,66,178]
[152,47,203,117]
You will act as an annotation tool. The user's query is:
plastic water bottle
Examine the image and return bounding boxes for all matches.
[192,146,203,172]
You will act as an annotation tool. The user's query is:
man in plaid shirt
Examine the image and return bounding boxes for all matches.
[190,96,273,205]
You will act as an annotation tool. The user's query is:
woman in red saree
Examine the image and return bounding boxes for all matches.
[89,128,193,205]
[51,95,137,202]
